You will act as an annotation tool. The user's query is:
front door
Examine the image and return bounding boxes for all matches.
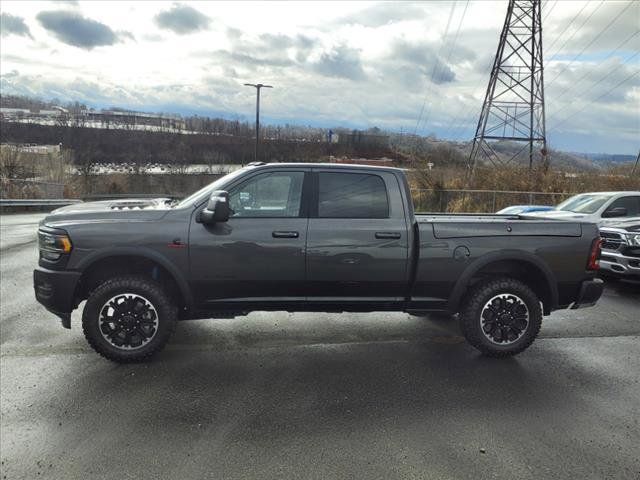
[306,169,410,304]
[189,169,309,308]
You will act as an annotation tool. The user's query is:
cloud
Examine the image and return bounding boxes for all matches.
[544,1,640,55]
[210,31,317,70]
[337,2,427,27]
[211,50,294,68]
[1,13,32,38]
[36,10,122,49]
[386,40,456,85]
[312,45,366,80]
[154,4,210,35]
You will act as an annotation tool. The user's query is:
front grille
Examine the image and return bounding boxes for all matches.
[602,240,623,250]
[600,231,622,240]
[621,246,640,258]
[600,231,624,251]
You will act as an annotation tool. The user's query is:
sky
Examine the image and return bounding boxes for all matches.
[0,0,638,155]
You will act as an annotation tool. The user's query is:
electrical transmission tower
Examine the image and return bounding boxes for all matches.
[468,0,547,173]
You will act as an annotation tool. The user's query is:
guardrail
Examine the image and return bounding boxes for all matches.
[0,199,82,207]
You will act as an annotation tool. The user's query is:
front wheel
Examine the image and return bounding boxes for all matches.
[82,275,177,363]
[459,277,542,357]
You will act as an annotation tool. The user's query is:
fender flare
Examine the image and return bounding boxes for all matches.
[74,246,194,310]
[448,249,559,313]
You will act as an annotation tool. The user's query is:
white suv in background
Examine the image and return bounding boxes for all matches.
[526,191,640,227]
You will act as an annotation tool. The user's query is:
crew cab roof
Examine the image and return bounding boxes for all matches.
[247,162,405,174]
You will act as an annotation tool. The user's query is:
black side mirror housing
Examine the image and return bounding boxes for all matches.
[199,190,230,224]
[602,206,627,218]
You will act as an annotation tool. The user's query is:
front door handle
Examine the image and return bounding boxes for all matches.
[375,232,401,239]
[272,231,299,239]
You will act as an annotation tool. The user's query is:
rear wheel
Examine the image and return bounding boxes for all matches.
[459,277,542,357]
[82,275,177,363]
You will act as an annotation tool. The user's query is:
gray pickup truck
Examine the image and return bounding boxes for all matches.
[34,163,604,362]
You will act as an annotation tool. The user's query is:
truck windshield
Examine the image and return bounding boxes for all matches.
[556,194,613,214]
[174,167,249,208]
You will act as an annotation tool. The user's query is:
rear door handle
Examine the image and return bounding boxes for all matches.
[375,232,401,239]
[272,231,299,239]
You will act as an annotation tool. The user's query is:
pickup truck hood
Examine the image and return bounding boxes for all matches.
[41,198,173,228]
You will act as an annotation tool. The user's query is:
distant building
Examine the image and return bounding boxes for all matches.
[0,106,186,131]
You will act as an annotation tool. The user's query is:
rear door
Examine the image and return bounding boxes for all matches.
[306,169,410,303]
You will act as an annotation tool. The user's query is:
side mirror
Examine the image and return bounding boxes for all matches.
[602,206,627,218]
[199,190,230,224]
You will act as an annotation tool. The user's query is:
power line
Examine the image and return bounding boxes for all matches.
[421,0,470,133]
[546,1,636,88]
[549,69,639,130]
[549,29,640,101]
[547,52,639,123]
[412,1,457,138]
[545,1,604,62]
[542,0,558,22]
[544,0,593,54]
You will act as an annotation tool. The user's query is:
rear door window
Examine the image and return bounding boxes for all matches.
[317,172,389,218]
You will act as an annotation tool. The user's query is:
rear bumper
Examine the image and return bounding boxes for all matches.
[570,278,604,309]
[33,267,81,328]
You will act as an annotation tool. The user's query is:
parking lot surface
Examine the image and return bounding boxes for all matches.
[1,213,639,479]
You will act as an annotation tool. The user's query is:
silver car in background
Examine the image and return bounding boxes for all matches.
[525,191,640,227]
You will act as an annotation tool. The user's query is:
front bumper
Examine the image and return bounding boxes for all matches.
[33,267,82,328]
[600,250,640,277]
[570,278,604,309]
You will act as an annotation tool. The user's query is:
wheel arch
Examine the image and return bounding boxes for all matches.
[448,250,559,315]
[74,248,193,313]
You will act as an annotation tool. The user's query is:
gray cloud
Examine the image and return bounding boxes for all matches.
[387,40,456,84]
[154,4,210,35]
[210,31,317,70]
[1,13,32,38]
[211,50,294,68]
[337,2,427,27]
[226,27,242,41]
[313,45,366,80]
[36,10,121,49]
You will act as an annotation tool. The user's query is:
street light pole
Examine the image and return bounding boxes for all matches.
[244,83,273,162]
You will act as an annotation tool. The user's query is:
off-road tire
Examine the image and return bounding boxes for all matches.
[82,275,177,363]
[459,277,542,357]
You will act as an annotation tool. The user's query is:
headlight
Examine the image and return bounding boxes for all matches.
[38,230,72,261]
[625,233,640,246]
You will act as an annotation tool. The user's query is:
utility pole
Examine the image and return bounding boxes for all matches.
[632,149,639,175]
[244,83,273,162]
[468,0,547,174]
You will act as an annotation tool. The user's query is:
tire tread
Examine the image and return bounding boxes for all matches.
[82,275,177,363]
[459,277,542,358]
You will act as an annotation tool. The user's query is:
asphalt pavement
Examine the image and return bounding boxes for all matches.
[1,213,639,480]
